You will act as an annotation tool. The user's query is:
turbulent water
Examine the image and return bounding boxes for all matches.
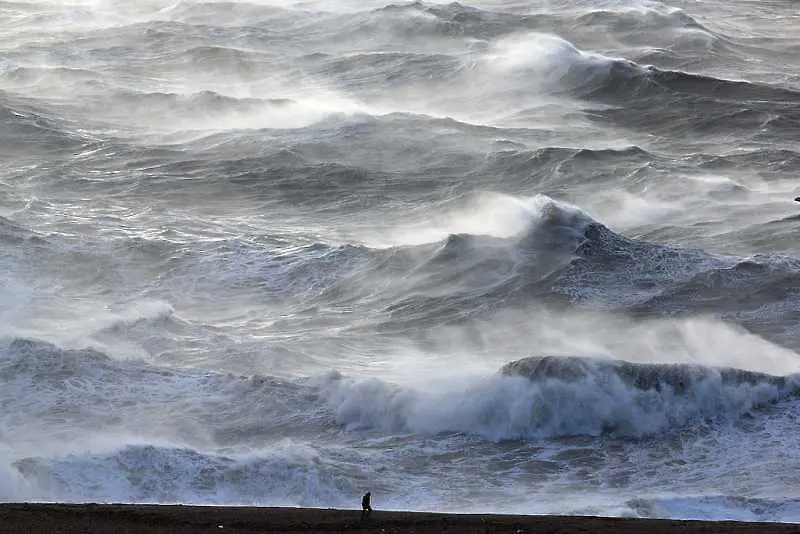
[2,0,800,523]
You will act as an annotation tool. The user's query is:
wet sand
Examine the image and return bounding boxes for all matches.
[1,504,800,533]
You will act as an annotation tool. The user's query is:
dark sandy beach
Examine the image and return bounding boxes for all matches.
[1,504,799,533]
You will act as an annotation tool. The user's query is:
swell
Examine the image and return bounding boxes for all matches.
[474,31,800,136]
[0,216,44,246]
[1,66,102,89]
[377,198,730,327]
[631,256,800,315]
[0,97,89,156]
[573,7,712,36]
[313,3,798,107]
[163,1,296,26]
[156,0,721,48]
[13,186,799,349]
[11,441,355,505]
[496,34,800,106]
[107,89,291,117]
[574,61,800,136]
[477,145,654,188]
[315,51,463,92]
[353,198,796,347]
[75,113,495,203]
[587,63,800,103]
[0,339,320,445]
[689,148,800,175]
[372,1,714,44]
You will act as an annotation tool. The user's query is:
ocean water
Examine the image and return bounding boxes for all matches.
[2,0,800,522]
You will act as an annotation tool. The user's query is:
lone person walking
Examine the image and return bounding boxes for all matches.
[361,491,373,520]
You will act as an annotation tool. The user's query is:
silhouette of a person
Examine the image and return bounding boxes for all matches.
[361,491,373,520]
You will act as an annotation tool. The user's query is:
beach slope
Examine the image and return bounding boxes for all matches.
[1,504,799,533]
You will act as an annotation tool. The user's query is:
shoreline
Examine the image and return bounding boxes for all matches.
[1,504,799,533]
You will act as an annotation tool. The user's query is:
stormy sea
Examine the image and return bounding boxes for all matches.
[2,0,800,522]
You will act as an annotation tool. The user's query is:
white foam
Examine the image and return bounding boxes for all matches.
[154,92,373,132]
[485,32,615,87]
[10,439,356,506]
[0,449,30,502]
[0,268,32,338]
[443,308,800,377]
[583,190,680,231]
[370,192,593,247]
[638,495,800,522]
[15,298,176,360]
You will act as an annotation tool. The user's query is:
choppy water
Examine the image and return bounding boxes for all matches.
[2,0,800,522]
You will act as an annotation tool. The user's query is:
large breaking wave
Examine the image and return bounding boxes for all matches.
[319,353,800,440]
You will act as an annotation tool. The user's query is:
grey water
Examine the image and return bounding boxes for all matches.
[2,0,800,522]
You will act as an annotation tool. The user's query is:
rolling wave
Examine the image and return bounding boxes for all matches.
[7,336,796,446]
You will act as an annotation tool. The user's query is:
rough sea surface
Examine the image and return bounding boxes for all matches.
[2,0,800,522]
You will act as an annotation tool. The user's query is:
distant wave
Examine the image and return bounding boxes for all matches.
[630,256,800,314]
[109,88,291,115]
[373,2,712,43]
[2,65,101,87]
[580,64,800,137]
[77,193,789,335]
[574,6,711,35]
[691,148,800,173]
[0,216,43,246]
[317,51,464,90]
[162,0,293,25]
[377,195,731,323]
[484,32,800,102]
[0,98,89,154]
[13,187,794,343]
[590,63,800,103]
